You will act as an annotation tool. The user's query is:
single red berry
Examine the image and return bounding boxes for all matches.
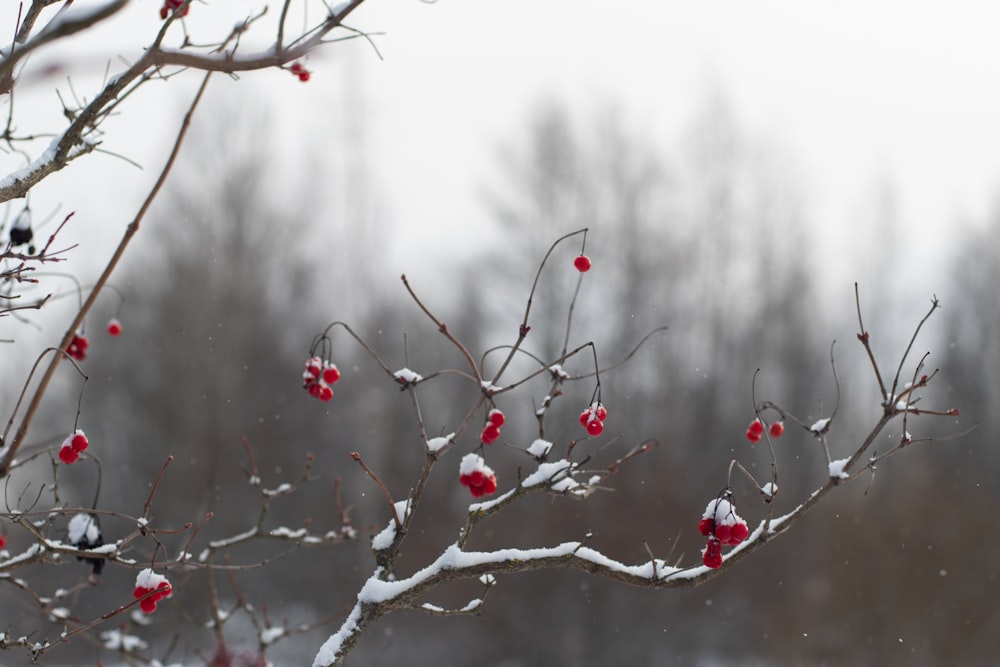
[482,474,497,495]
[459,473,472,488]
[579,410,591,427]
[133,586,149,600]
[59,446,79,464]
[159,5,169,19]
[573,255,592,272]
[0,534,7,550]
[304,358,322,380]
[322,365,341,385]
[697,517,715,536]
[703,550,723,569]
[140,597,158,613]
[481,422,501,444]
[714,523,732,543]
[585,419,604,437]
[107,318,123,336]
[745,427,762,443]
[747,418,764,436]
[71,432,89,452]
[298,71,311,82]
[469,485,486,498]
[318,385,334,402]
[488,409,505,427]
[731,522,750,544]
[468,470,486,488]
[75,334,89,351]
[769,421,785,438]
[595,404,607,422]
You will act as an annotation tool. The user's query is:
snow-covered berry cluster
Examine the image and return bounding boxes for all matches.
[159,0,189,20]
[458,453,497,498]
[698,493,750,569]
[302,356,340,402]
[573,254,592,273]
[58,429,89,464]
[579,402,608,437]
[289,61,311,82]
[107,318,123,337]
[480,409,505,444]
[745,417,784,443]
[67,332,89,361]
[133,569,172,614]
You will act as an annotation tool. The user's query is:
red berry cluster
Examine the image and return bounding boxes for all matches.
[578,402,608,437]
[458,453,497,498]
[573,254,592,272]
[133,568,172,614]
[59,429,89,464]
[745,417,784,443]
[289,62,311,82]
[159,0,189,19]
[67,332,89,361]
[698,494,750,569]
[480,409,505,444]
[303,356,340,402]
[107,318,123,337]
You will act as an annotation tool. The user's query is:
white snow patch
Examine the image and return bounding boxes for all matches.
[101,629,148,651]
[371,499,411,551]
[426,434,453,453]
[810,417,831,433]
[260,626,285,645]
[761,482,778,499]
[828,458,850,479]
[526,439,552,457]
[522,460,578,491]
[67,514,100,544]
[393,368,423,384]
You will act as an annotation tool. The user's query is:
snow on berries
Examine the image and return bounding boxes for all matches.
[698,492,751,569]
[133,569,172,614]
[573,254,592,273]
[481,409,505,444]
[107,318,123,336]
[289,61,311,82]
[159,0,189,19]
[67,332,89,361]
[579,402,607,437]
[769,420,785,438]
[458,453,497,498]
[58,429,89,464]
[302,356,339,402]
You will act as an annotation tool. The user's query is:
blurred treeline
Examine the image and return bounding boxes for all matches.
[12,89,999,666]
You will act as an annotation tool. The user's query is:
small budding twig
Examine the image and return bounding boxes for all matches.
[349,452,400,530]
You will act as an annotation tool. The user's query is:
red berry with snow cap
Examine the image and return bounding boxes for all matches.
[698,517,715,536]
[322,364,341,385]
[71,430,89,452]
[488,409,505,427]
[573,255,592,273]
[58,446,79,464]
[107,319,123,336]
[458,453,498,498]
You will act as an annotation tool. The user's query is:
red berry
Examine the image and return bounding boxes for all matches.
[140,597,158,613]
[714,523,732,543]
[703,550,723,569]
[697,517,715,536]
[481,423,501,444]
[585,419,604,437]
[769,421,785,438]
[747,418,763,436]
[579,410,591,427]
[71,432,89,452]
[75,334,89,351]
[107,319,123,336]
[488,409,505,427]
[133,586,149,599]
[159,5,168,19]
[468,470,486,488]
[59,446,79,464]
[573,255,592,272]
[304,358,322,380]
[0,535,6,550]
[595,405,607,422]
[745,428,761,443]
[459,473,472,487]
[731,522,750,544]
[318,385,334,402]
[298,71,311,82]
[322,365,341,385]
[482,474,497,495]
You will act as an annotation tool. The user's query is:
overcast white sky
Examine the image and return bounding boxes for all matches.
[10,1,1000,307]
